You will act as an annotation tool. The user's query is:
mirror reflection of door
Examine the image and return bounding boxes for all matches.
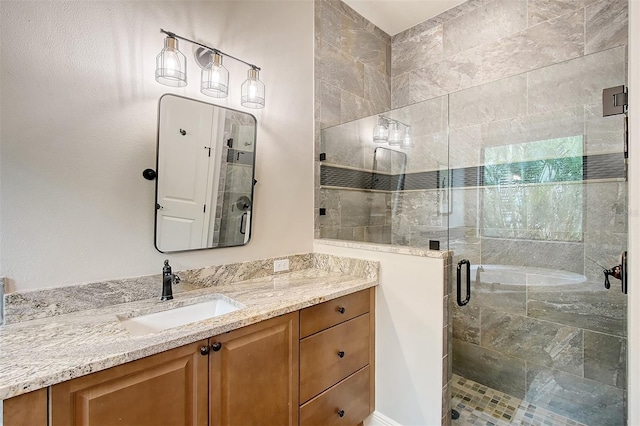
[155,95,256,252]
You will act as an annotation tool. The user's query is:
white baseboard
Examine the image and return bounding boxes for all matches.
[364,410,402,426]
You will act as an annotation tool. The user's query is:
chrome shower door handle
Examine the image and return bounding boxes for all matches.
[456,259,471,306]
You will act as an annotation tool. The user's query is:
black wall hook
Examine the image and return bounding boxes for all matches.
[180,128,187,136]
[143,169,157,180]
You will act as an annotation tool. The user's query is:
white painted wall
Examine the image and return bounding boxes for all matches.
[0,1,314,292]
[314,241,445,425]
[627,1,639,424]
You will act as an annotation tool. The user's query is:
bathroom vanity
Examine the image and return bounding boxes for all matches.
[0,254,377,426]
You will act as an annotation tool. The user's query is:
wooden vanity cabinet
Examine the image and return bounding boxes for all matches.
[50,339,209,426]
[299,288,375,426]
[23,289,373,426]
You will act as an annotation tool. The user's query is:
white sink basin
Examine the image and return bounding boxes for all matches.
[119,297,244,336]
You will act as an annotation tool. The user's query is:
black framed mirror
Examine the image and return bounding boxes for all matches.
[154,94,256,253]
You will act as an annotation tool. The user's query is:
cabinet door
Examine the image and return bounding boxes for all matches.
[51,340,209,426]
[3,388,47,426]
[209,312,299,426]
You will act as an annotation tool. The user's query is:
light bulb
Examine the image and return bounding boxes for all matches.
[248,81,258,100]
[388,121,402,146]
[164,52,179,74]
[402,127,414,148]
[210,69,221,83]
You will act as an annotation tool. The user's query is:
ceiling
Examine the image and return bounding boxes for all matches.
[342,0,466,36]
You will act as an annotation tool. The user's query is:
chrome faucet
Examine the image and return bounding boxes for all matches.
[161,259,180,301]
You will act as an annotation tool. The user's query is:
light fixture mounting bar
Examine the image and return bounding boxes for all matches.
[160,29,261,71]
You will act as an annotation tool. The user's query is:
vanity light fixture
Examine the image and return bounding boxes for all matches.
[373,115,412,148]
[155,29,265,109]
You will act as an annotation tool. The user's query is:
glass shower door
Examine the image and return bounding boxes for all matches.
[449,47,628,426]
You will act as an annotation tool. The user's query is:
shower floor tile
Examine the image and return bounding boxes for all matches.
[451,374,587,426]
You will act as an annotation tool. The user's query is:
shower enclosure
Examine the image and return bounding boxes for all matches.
[319,46,628,425]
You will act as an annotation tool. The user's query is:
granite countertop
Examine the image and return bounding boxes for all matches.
[0,254,378,400]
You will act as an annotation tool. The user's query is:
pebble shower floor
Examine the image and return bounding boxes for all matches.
[451,374,587,426]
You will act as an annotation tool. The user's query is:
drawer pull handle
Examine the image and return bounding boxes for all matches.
[337,409,345,418]
[337,306,346,314]
[337,350,345,358]
[211,342,222,352]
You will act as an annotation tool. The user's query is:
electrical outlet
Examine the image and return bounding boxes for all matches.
[273,259,290,272]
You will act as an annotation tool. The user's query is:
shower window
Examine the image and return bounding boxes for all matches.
[482,136,584,241]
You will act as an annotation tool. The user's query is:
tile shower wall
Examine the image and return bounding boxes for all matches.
[314,0,391,239]
[391,0,627,109]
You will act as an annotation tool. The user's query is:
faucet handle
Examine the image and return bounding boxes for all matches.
[163,259,172,276]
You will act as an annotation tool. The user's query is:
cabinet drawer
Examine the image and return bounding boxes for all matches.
[300,366,370,426]
[300,313,370,403]
[300,289,370,338]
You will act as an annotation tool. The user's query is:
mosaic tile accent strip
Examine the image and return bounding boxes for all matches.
[451,374,587,426]
[320,153,624,192]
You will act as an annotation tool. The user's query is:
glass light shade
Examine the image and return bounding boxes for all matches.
[241,68,265,109]
[388,121,402,146]
[155,36,187,87]
[201,52,229,98]
[402,127,414,148]
[373,117,389,143]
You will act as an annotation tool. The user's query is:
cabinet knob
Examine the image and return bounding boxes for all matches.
[337,306,346,314]
[337,350,345,358]
[200,346,210,356]
[337,409,345,418]
[211,342,222,352]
